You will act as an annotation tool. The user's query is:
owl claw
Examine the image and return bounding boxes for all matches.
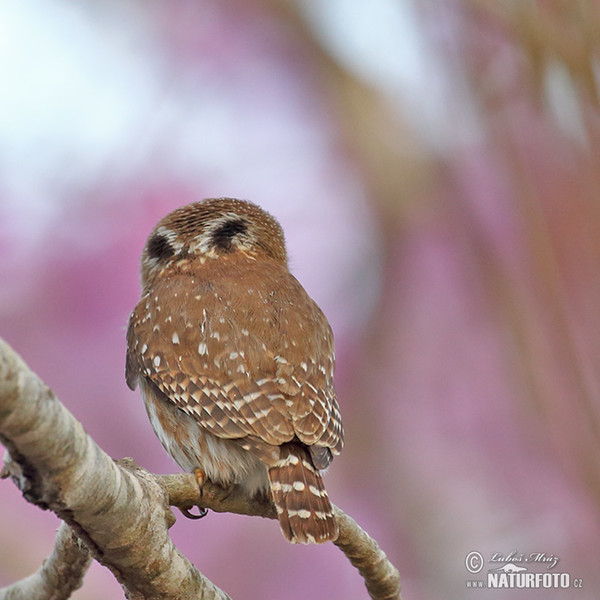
[194,468,206,488]
[178,469,208,519]
[181,506,208,519]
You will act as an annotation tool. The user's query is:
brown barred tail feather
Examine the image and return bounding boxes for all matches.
[268,443,338,544]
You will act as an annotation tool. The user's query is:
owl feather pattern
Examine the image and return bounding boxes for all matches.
[126,198,343,544]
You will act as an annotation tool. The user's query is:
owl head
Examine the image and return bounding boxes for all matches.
[140,198,288,289]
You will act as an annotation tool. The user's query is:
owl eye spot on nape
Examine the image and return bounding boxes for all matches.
[147,234,175,260]
[211,219,248,250]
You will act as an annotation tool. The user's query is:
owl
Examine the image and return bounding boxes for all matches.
[126,198,343,543]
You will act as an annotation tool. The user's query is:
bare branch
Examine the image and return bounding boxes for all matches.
[0,337,401,600]
[333,508,401,600]
[0,338,230,600]
[158,474,402,600]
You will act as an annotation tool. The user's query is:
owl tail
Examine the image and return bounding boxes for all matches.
[268,443,338,544]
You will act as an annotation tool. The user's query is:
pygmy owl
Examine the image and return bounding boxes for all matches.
[126,198,344,544]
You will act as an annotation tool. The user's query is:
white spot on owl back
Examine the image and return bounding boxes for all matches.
[172,332,180,344]
[153,355,161,367]
[141,344,148,354]
[229,351,239,360]
[308,484,323,497]
[280,453,300,467]
[198,342,208,355]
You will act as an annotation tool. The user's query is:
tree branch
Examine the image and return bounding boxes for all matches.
[333,508,401,600]
[0,338,401,600]
[159,474,401,600]
[0,338,229,600]
[0,520,90,600]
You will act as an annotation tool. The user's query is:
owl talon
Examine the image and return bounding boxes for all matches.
[181,506,208,519]
[194,467,206,489]
[180,469,208,518]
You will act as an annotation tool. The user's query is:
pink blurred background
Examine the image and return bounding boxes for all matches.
[2,1,600,598]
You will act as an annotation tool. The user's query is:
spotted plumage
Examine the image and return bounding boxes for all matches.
[126,198,343,543]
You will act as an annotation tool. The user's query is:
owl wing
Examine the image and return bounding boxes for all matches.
[126,262,343,464]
